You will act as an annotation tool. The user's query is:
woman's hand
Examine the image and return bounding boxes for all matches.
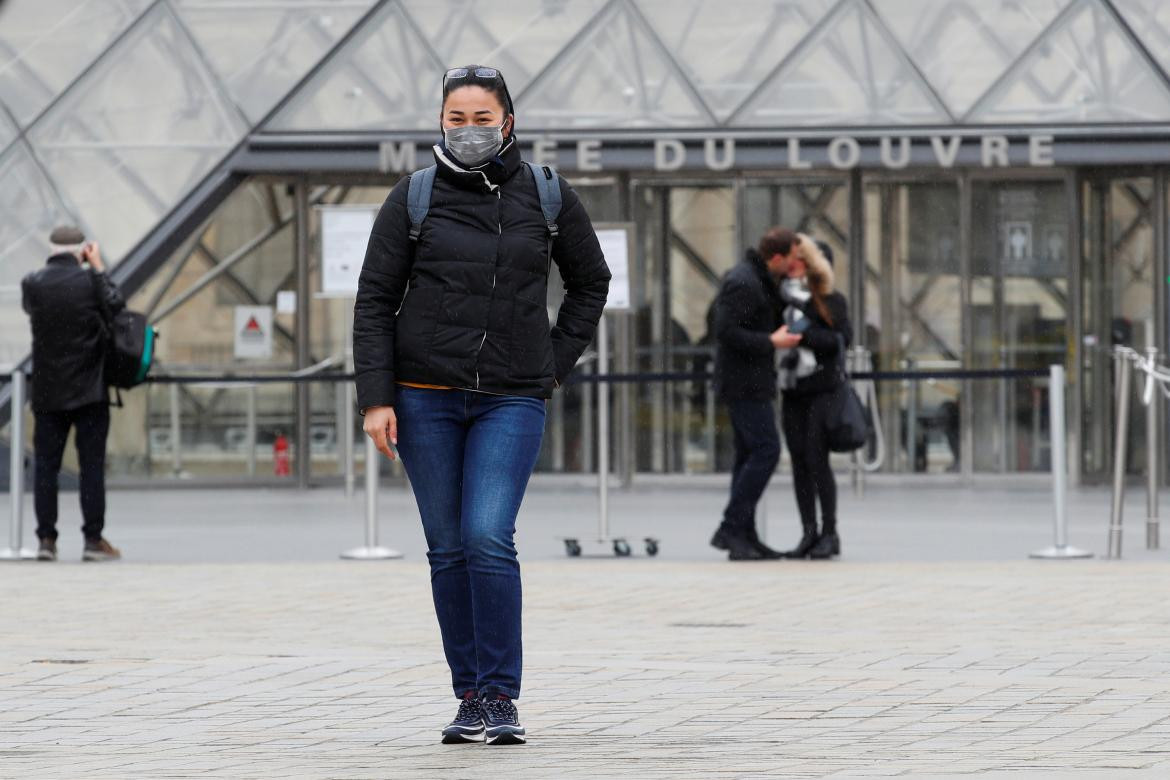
[363,405,398,459]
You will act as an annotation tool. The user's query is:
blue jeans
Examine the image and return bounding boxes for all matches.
[394,386,546,700]
[721,399,780,534]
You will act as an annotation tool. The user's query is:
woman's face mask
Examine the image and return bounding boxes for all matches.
[444,124,503,167]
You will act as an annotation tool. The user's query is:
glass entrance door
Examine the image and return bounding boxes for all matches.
[1081,176,1157,481]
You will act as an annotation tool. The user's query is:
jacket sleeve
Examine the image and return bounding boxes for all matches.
[353,178,411,411]
[714,277,773,356]
[93,271,125,315]
[801,293,851,363]
[20,275,32,314]
[549,176,611,384]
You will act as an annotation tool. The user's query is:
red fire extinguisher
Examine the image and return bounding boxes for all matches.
[273,433,291,476]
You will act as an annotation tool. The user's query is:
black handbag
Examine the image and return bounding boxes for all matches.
[89,271,157,400]
[824,335,871,453]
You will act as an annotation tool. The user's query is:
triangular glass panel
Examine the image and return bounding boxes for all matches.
[30,5,244,148]
[635,0,836,121]
[873,0,1070,117]
[970,0,1170,123]
[734,1,949,126]
[175,0,375,124]
[0,0,152,128]
[0,104,17,151]
[520,3,711,129]
[401,0,609,98]
[268,3,445,132]
[1110,0,1170,85]
[0,143,73,288]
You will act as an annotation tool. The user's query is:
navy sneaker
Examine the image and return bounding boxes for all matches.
[481,695,526,745]
[441,692,484,744]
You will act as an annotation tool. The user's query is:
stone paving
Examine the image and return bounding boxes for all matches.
[3,556,1170,778]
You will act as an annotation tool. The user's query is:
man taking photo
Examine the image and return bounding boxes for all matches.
[21,226,124,562]
[710,227,802,561]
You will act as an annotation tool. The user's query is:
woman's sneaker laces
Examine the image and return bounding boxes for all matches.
[480,695,526,745]
[441,691,484,744]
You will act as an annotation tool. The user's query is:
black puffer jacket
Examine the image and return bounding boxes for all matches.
[354,137,610,410]
[782,291,851,396]
[713,249,784,402]
[22,255,125,412]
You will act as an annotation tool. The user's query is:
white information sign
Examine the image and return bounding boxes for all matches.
[234,306,274,360]
[595,227,631,311]
[320,206,377,297]
[275,290,296,314]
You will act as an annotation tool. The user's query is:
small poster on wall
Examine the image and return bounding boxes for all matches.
[320,206,378,297]
[595,226,632,311]
[234,306,273,360]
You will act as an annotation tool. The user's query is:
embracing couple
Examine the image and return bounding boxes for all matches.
[710,228,851,562]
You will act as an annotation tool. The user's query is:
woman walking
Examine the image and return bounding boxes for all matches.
[353,65,610,745]
[778,236,851,560]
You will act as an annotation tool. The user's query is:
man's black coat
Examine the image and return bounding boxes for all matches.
[713,249,783,402]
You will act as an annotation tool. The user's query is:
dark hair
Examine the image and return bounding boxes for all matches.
[758,227,797,260]
[815,239,834,266]
[442,64,514,117]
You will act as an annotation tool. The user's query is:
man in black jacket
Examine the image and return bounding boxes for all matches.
[710,227,802,560]
[21,226,124,563]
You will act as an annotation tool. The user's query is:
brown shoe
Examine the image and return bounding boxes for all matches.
[82,538,121,562]
[37,539,57,562]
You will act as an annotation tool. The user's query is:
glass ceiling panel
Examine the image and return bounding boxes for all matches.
[520,2,712,128]
[0,0,152,129]
[873,0,1070,118]
[734,0,949,126]
[402,0,608,98]
[268,2,444,131]
[1112,0,1170,85]
[30,3,245,260]
[175,0,374,124]
[970,0,1170,123]
[635,0,835,121]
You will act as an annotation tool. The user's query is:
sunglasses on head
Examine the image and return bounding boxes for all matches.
[445,67,499,83]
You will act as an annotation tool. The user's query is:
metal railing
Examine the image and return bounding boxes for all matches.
[1106,346,1165,559]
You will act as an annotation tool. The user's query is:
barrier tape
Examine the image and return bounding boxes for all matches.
[1,367,1053,387]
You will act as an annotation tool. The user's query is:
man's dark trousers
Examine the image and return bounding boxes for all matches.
[33,402,110,543]
[720,399,781,534]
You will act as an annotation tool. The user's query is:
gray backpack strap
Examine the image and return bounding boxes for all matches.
[406,165,437,242]
[525,161,562,240]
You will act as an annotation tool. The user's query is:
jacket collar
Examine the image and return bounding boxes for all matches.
[433,134,522,193]
[46,252,80,267]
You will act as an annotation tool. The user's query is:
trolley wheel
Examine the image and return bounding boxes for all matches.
[613,539,632,557]
[564,539,582,558]
[644,538,659,557]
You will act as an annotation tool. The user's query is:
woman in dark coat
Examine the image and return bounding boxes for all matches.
[778,235,851,560]
[353,65,610,745]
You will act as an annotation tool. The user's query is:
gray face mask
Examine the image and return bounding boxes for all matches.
[444,124,504,167]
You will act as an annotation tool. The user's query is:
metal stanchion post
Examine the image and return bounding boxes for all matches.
[598,315,610,543]
[340,435,401,560]
[1031,364,1091,559]
[906,358,918,472]
[343,381,355,497]
[2,369,35,561]
[169,382,182,477]
[1146,346,1160,550]
[1108,353,1132,559]
[245,384,257,477]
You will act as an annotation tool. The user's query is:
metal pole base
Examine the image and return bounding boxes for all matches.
[340,546,402,560]
[0,548,38,561]
[1030,545,1094,560]
[1147,521,1160,551]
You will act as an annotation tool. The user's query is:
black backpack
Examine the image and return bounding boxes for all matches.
[90,271,157,398]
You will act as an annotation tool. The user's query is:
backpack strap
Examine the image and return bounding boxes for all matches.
[525,161,562,240]
[406,165,437,242]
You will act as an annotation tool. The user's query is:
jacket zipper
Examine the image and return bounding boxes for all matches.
[474,191,503,390]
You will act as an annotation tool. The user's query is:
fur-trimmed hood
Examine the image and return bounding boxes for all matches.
[795,233,834,296]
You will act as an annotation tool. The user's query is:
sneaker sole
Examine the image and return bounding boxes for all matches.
[441,728,485,744]
[485,727,526,745]
[36,553,55,562]
[81,553,120,562]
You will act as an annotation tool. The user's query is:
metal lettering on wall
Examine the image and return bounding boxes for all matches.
[378,135,1057,174]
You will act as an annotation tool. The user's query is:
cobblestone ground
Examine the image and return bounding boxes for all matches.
[2,560,1170,779]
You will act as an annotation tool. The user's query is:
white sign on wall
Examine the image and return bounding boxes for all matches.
[234,306,273,360]
[594,226,632,311]
[320,206,378,297]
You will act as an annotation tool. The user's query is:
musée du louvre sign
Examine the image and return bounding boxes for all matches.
[378,133,1062,174]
